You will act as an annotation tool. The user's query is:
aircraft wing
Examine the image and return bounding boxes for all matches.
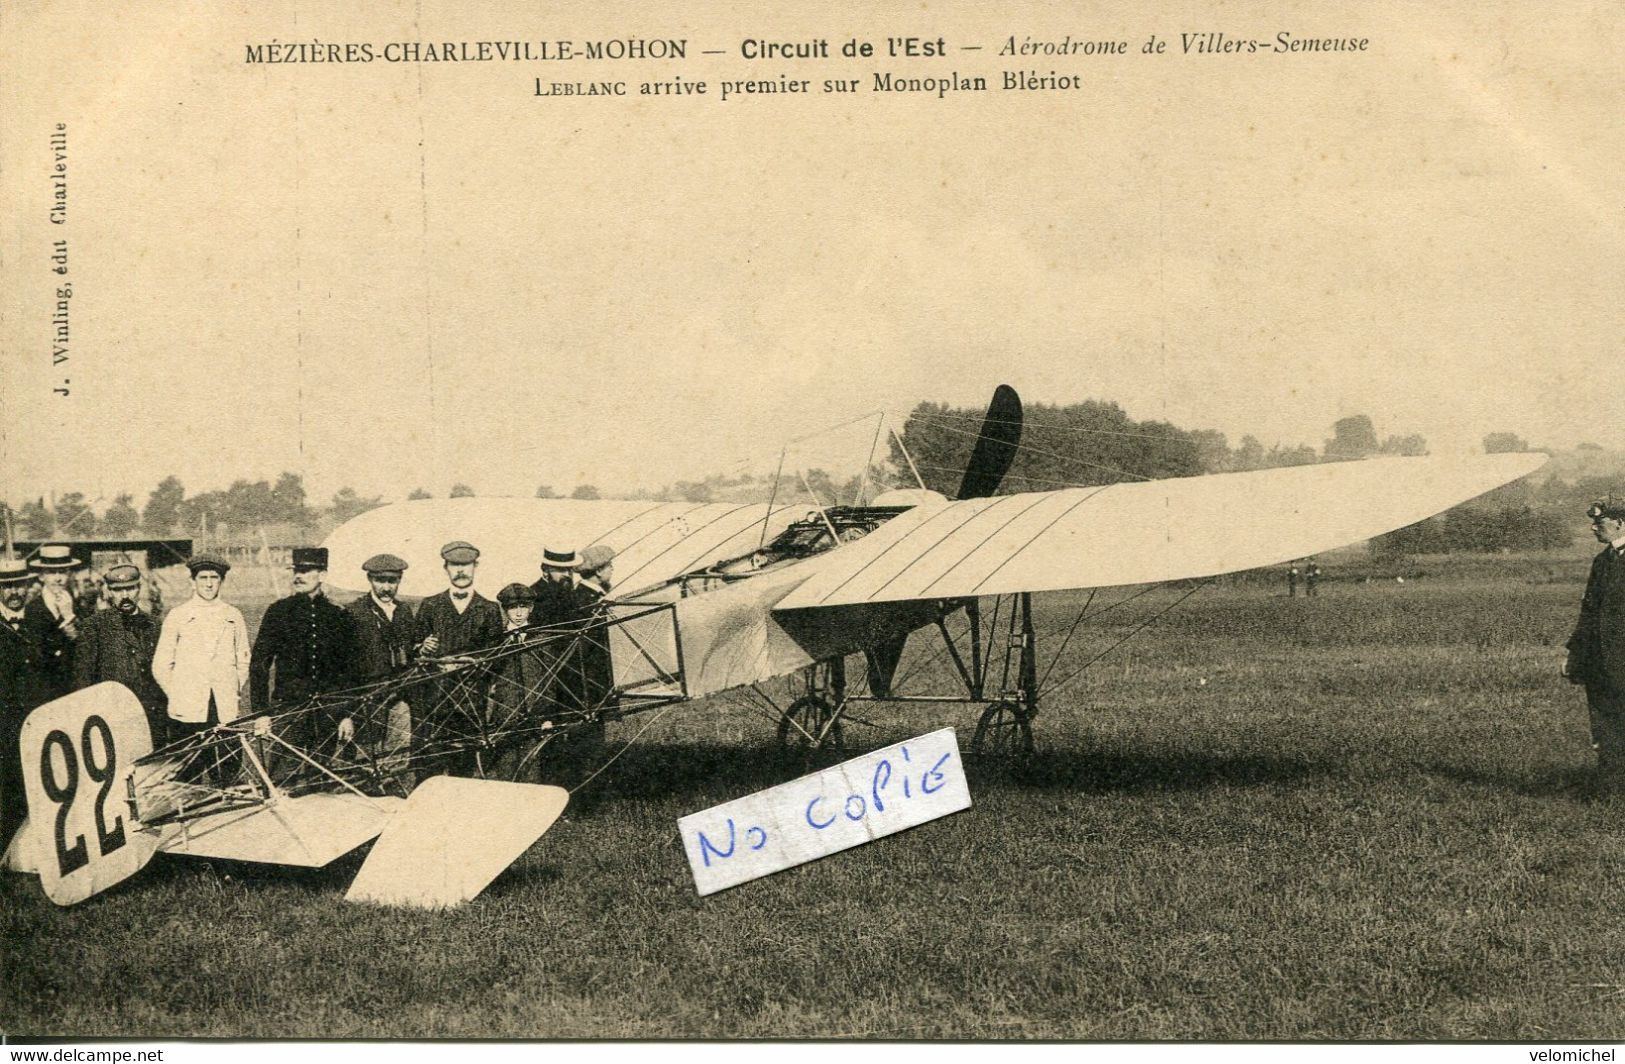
[776,453,1547,609]
[324,498,802,598]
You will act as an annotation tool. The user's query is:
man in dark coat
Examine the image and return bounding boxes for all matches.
[72,563,166,742]
[1565,500,1625,786]
[529,546,592,716]
[344,553,416,790]
[251,547,359,758]
[0,560,44,858]
[22,544,82,703]
[412,541,503,769]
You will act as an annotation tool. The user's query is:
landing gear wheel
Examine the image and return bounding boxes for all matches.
[776,695,845,756]
[972,701,1034,762]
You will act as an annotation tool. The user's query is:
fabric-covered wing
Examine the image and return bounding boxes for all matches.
[776,453,1547,609]
[323,498,803,598]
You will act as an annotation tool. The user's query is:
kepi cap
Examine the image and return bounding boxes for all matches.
[440,540,480,564]
[290,546,329,570]
[186,553,231,576]
[362,553,409,574]
[30,544,82,571]
[496,582,536,606]
[103,564,142,589]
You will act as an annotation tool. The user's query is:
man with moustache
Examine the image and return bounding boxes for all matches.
[251,547,359,755]
[73,562,167,741]
[412,541,503,772]
[344,553,416,791]
[0,560,44,857]
[23,543,82,702]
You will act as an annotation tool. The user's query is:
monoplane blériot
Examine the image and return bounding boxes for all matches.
[6,386,1547,908]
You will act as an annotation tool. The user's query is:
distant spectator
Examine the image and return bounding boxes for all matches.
[1564,500,1625,787]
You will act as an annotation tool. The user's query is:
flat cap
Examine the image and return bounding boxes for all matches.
[579,544,616,572]
[440,540,480,564]
[290,546,329,570]
[362,553,409,574]
[186,553,231,576]
[496,582,536,606]
[103,564,142,589]
[0,559,33,586]
[30,544,82,570]
[540,546,579,570]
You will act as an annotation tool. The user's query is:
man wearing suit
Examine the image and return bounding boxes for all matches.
[22,543,82,703]
[73,562,166,742]
[1564,500,1625,787]
[0,560,44,857]
[413,541,503,772]
[344,553,415,790]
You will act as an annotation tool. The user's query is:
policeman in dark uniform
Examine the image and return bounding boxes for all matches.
[344,553,415,789]
[1564,500,1625,786]
[0,559,44,857]
[250,547,359,757]
[72,563,167,741]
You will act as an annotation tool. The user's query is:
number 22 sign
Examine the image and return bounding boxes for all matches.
[20,683,159,905]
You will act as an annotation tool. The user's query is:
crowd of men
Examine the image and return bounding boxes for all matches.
[0,539,618,855]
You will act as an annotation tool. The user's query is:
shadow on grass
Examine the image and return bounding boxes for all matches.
[985,745,1339,795]
[580,738,1339,801]
[1426,761,1617,801]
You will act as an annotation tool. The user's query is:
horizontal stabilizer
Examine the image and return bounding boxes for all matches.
[777,453,1547,608]
[158,792,402,867]
[345,777,568,909]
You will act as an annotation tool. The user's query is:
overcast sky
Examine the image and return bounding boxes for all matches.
[2,0,1619,507]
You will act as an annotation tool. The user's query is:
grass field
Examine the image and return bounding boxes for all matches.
[4,564,1624,1040]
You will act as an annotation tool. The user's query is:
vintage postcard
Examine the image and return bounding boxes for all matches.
[1,0,1621,1047]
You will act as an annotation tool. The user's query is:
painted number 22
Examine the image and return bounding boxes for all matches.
[39,714,126,877]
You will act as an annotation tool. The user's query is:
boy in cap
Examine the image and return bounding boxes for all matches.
[152,554,251,747]
[483,582,549,782]
[23,543,82,701]
[251,547,360,760]
[74,562,167,741]
[344,553,415,790]
[0,559,44,855]
[1565,499,1625,787]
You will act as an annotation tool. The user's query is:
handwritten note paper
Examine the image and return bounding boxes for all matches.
[679,728,971,896]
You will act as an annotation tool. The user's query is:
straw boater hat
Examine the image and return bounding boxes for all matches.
[29,544,81,571]
[541,547,579,571]
[0,559,33,586]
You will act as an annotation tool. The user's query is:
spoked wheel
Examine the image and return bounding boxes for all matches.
[971,700,1034,762]
[776,694,846,757]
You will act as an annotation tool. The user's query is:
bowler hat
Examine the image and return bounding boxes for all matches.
[30,544,82,571]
